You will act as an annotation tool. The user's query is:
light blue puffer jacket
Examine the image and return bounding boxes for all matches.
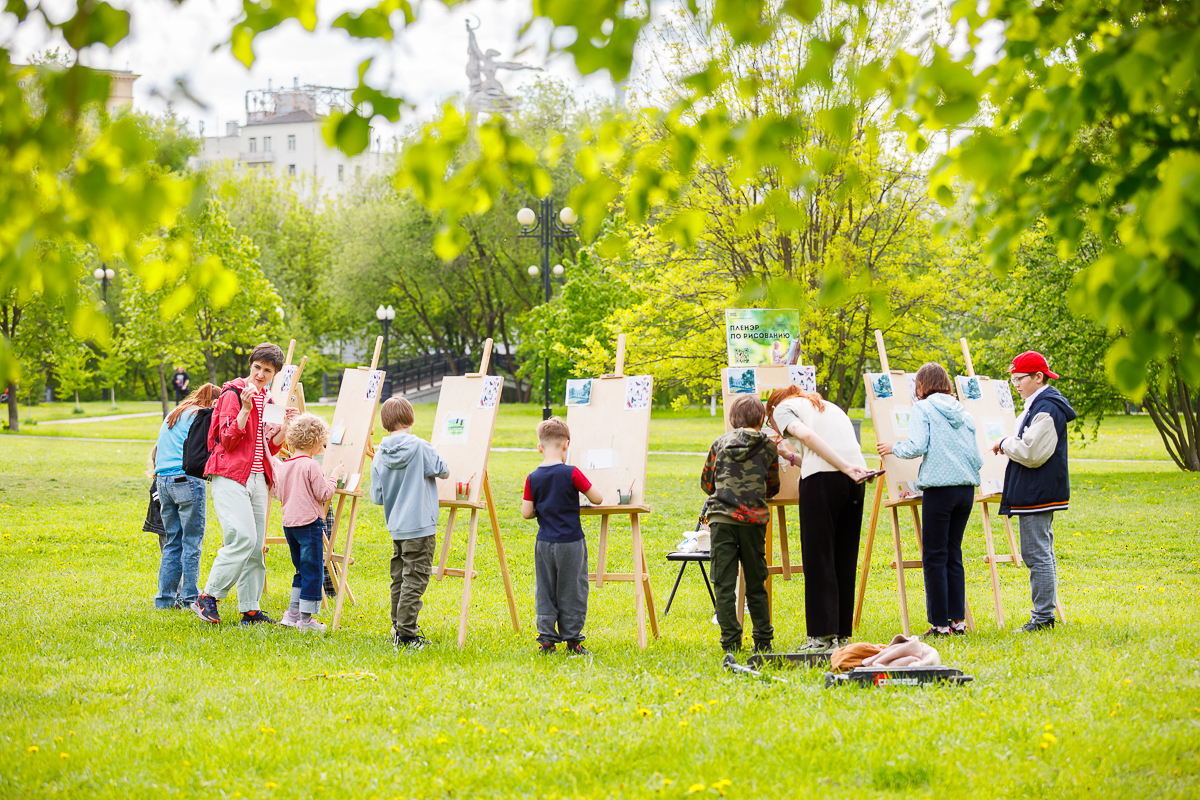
[891,393,983,489]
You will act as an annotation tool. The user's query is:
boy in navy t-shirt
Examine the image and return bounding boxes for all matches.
[521,417,604,654]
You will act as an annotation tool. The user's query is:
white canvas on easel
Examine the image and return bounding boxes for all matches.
[564,333,659,650]
[429,339,520,648]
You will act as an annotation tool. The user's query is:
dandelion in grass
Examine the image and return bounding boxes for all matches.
[685,783,706,794]
[548,726,557,734]
[707,699,718,706]
[688,703,704,714]
[713,779,732,796]
[265,782,277,789]
[27,745,38,753]
[389,745,401,753]
[59,752,68,758]
[499,728,509,735]
[678,720,689,728]
[435,736,448,744]
[637,708,650,717]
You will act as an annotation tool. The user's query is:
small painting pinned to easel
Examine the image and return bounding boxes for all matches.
[960,376,982,400]
[565,378,592,407]
[726,367,757,395]
[443,413,470,444]
[899,480,923,499]
[789,365,817,392]
[477,376,502,409]
[982,417,1005,440]
[871,373,893,399]
[892,405,912,436]
[995,382,1014,410]
[625,376,652,410]
[364,370,385,401]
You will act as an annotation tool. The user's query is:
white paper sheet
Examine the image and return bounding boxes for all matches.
[789,364,817,391]
[585,449,618,470]
[344,473,361,492]
[364,370,384,401]
[892,405,912,436]
[624,375,653,410]
[477,375,503,408]
[330,424,345,445]
[262,403,285,426]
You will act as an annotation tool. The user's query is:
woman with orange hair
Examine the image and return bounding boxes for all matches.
[766,386,871,654]
[152,382,220,610]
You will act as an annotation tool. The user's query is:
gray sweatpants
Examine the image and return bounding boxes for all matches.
[534,539,589,644]
[390,535,436,638]
[204,474,269,612]
[1018,512,1058,624]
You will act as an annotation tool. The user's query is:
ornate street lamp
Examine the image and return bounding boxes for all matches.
[517,200,577,420]
[376,304,395,399]
[93,265,116,306]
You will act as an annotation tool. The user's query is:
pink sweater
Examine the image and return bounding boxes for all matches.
[272,455,337,527]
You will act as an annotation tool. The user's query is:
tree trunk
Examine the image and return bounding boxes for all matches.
[156,362,170,418]
[205,347,217,385]
[5,382,17,432]
[74,390,81,413]
[110,384,117,410]
[1143,363,1200,472]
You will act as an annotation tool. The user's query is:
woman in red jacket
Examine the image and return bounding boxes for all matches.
[192,343,295,625]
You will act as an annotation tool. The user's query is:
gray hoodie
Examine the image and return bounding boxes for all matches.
[370,432,449,540]
[890,392,983,489]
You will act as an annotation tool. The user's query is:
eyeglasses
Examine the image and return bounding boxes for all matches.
[1011,373,1031,386]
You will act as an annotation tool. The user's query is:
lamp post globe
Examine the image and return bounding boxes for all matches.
[104,268,115,280]
[376,304,394,400]
[552,264,565,277]
[376,304,387,321]
[93,267,105,280]
[527,265,539,277]
[558,206,578,226]
[517,207,537,228]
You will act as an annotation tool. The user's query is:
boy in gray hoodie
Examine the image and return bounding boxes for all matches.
[371,397,449,649]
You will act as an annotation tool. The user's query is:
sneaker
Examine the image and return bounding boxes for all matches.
[395,635,428,650]
[921,626,951,639]
[1017,619,1055,633]
[798,636,836,654]
[240,610,276,626]
[721,643,742,654]
[278,609,302,628]
[752,640,773,653]
[296,617,326,633]
[191,594,220,624]
[538,643,556,655]
[566,641,590,656]
[950,621,967,635]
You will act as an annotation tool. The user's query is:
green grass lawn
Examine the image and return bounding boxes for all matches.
[2,410,1199,798]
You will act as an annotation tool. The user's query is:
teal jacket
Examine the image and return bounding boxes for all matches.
[891,393,983,489]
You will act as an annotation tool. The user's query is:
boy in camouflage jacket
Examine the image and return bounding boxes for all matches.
[700,394,781,652]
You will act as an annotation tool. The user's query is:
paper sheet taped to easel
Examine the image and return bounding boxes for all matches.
[478,376,502,408]
[344,473,361,492]
[364,370,385,401]
[442,413,470,444]
[277,364,298,396]
[585,449,619,470]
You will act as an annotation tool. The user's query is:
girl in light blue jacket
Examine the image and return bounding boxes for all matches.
[877,363,983,637]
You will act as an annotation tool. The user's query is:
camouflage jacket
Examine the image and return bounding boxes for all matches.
[700,428,780,526]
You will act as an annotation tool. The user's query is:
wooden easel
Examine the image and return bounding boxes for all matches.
[720,364,807,625]
[852,330,976,636]
[431,339,520,647]
[566,334,659,649]
[322,336,388,630]
[957,338,1066,627]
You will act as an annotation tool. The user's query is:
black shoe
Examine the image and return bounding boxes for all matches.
[1018,619,1055,633]
[752,640,773,653]
[721,643,743,654]
[921,627,951,639]
[191,594,221,624]
[566,641,590,656]
[537,643,556,655]
[240,610,276,625]
[398,635,429,651]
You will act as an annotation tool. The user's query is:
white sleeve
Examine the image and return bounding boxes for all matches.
[1001,412,1058,468]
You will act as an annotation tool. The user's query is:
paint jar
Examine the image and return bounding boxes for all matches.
[456,481,471,501]
[618,490,633,505]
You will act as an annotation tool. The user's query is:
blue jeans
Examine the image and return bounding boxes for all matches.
[284,519,325,614]
[1018,512,1058,623]
[156,474,207,609]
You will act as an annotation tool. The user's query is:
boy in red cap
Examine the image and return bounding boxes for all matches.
[990,351,1075,632]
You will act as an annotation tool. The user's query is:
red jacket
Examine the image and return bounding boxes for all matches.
[204,377,283,487]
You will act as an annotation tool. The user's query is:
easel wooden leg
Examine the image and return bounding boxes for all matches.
[456,509,480,648]
[778,506,792,580]
[764,515,774,614]
[853,478,885,631]
[1003,513,1022,566]
[635,515,659,640]
[484,474,519,632]
[331,498,359,631]
[891,505,910,636]
[595,515,609,589]
[736,565,746,627]
[436,508,457,581]
[1055,594,1067,624]
[981,501,1005,629]
[631,513,647,650]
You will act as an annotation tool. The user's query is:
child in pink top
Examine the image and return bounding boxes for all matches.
[272,413,346,632]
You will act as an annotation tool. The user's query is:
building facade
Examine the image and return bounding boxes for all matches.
[195,82,387,195]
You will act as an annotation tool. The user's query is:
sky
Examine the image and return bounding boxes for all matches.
[2,0,621,141]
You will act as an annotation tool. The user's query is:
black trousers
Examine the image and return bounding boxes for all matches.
[919,484,974,626]
[709,521,773,650]
[797,471,865,638]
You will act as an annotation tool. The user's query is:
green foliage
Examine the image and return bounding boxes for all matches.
[229,0,317,67]
[93,344,126,408]
[895,0,1200,394]
[52,342,93,411]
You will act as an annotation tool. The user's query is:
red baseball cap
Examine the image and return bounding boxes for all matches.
[1009,351,1059,380]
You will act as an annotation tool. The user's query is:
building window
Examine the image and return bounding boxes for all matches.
[264,136,272,152]
[249,138,257,153]
[338,165,344,181]
[288,134,296,151]
[288,164,296,176]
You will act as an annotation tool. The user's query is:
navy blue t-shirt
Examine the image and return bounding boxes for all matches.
[523,462,592,543]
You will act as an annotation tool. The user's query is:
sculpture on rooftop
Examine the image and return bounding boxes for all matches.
[465,18,540,115]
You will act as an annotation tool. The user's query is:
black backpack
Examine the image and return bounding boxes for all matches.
[182,387,239,478]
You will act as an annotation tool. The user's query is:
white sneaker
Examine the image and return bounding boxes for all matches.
[798,635,836,654]
[296,617,326,633]
[278,609,301,628]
